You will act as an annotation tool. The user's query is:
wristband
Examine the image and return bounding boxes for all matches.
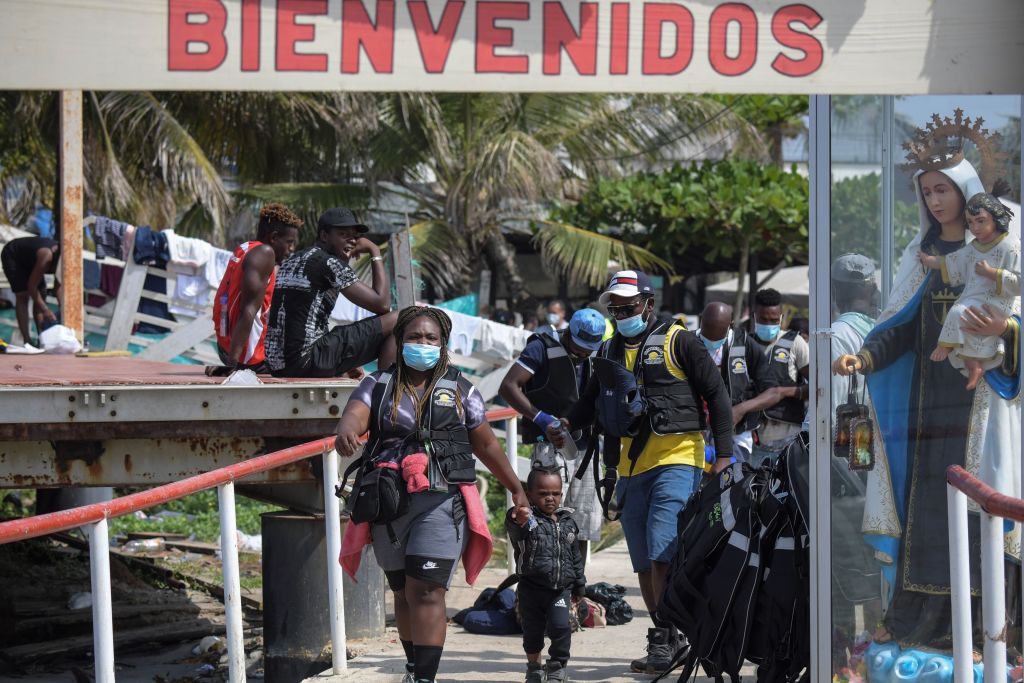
[532,410,557,432]
[370,255,384,262]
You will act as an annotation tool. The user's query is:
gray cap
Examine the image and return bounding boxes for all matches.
[831,253,875,284]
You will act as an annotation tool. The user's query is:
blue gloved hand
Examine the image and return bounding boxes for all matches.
[532,410,558,432]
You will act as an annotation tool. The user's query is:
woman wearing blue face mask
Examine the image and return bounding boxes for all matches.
[335,306,530,683]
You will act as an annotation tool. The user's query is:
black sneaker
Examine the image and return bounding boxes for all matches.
[525,662,545,683]
[643,627,675,674]
[545,660,567,682]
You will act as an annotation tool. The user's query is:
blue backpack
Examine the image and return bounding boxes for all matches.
[591,356,646,438]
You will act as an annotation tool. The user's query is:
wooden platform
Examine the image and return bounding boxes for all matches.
[0,355,356,387]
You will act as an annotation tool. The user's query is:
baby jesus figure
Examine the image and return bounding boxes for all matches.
[918,190,1019,390]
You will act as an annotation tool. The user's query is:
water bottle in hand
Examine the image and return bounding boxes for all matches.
[550,419,578,458]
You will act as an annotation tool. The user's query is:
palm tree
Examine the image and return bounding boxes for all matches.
[0,92,229,237]
[0,92,367,245]
[357,93,761,302]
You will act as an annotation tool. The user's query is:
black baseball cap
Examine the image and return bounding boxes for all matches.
[317,207,368,233]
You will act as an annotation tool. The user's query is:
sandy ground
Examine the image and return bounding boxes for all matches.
[306,539,755,683]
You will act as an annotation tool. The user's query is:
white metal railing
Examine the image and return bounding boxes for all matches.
[0,412,525,682]
[946,464,1024,682]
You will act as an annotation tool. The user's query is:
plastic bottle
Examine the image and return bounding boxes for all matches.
[550,419,578,459]
[526,512,538,531]
[121,538,165,553]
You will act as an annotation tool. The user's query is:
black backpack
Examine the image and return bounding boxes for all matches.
[656,436,810,683]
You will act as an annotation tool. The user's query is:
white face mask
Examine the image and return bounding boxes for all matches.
[546,312,562,326]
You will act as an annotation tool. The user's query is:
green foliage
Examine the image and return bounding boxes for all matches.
[554,159,809,266]
[830,172,919,266]
[108,490,281,543]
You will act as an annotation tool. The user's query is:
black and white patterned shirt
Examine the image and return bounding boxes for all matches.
[265,245,358,371]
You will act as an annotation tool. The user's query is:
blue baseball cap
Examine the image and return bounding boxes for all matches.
[569,308,607,352]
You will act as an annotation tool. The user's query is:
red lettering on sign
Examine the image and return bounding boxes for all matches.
[609,3,630,75]
[409,1,465,73]
[168,0,227,71]
[771,4,823,77]
[475,2,529,74]
[708,3,756,76]
[276,0,328,72]
[342,0,395,74]
[241,0,260,71]
[543,2,597,76]
[642,3,694,75]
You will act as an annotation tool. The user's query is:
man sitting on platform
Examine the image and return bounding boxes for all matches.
[264,207,398,377]
[212,203,301,373]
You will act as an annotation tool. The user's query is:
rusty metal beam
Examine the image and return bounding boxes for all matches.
[59,90,84,340]
[0,437,333,488]
[0,418,338,441]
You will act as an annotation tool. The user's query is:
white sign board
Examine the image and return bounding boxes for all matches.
[1,0,1022,93]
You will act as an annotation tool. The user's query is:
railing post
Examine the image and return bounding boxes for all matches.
[89,517,115,683]
[980,510,1007,681]
[218,482,246,683]
[322,448,347,673]
[947,484,973,683]
[505,417,518,575]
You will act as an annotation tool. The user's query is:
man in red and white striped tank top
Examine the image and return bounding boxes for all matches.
[213,203,301,371]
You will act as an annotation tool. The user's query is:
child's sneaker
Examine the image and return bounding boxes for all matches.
[544,660,567,681]
[400,663,415,683]
[525,662,545,683]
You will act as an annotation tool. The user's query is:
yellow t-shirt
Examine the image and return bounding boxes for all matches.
[618,325,705,476]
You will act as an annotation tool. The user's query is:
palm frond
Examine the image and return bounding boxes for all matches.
[533,220,673,289]
[100,91,230,228]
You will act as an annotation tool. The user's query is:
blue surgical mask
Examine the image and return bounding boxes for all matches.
[617,312,648,338]
[546,312,561,325]
[700,333,727,352]
[755,323,781,342]
[402,343,441,370]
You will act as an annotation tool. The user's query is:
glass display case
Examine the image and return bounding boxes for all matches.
[810,95,1023,683]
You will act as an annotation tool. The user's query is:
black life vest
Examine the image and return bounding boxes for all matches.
[519,332,591,444]
[603,320,703,436]
[763,330,806,425]
[365,365,477,485]
[722,328,763,434]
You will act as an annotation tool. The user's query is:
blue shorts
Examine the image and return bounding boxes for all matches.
[615,464,702,573]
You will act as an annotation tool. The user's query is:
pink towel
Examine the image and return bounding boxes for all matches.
[340,483,493,585]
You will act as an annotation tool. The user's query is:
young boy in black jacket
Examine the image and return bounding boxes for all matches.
[506,466,587,683]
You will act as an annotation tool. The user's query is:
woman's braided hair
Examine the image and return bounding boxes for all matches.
[391,306,459,424]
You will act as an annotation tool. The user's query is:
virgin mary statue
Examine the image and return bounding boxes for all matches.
[835,110,1021,651]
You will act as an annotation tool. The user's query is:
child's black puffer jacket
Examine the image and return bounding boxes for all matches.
[505,506,586,596]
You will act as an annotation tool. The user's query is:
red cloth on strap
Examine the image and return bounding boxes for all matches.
[340,483,493,585]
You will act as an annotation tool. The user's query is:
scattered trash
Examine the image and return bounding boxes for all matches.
[215,531,263,556]
[193,663,216,677]
[121,538,165,553]
[222,369,262,385]
[192,635,225,656]
[67,592,92,610]
[151,510,191,521]
[39,324,83,354]
[132,510,148,520]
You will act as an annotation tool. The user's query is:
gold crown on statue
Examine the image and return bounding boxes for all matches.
[900,108,1008,191]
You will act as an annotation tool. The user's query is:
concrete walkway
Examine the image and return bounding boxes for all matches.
[305,540,752,683]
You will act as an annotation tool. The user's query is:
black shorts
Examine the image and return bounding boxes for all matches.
[1,246,45,295]
[274,316,385,378]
